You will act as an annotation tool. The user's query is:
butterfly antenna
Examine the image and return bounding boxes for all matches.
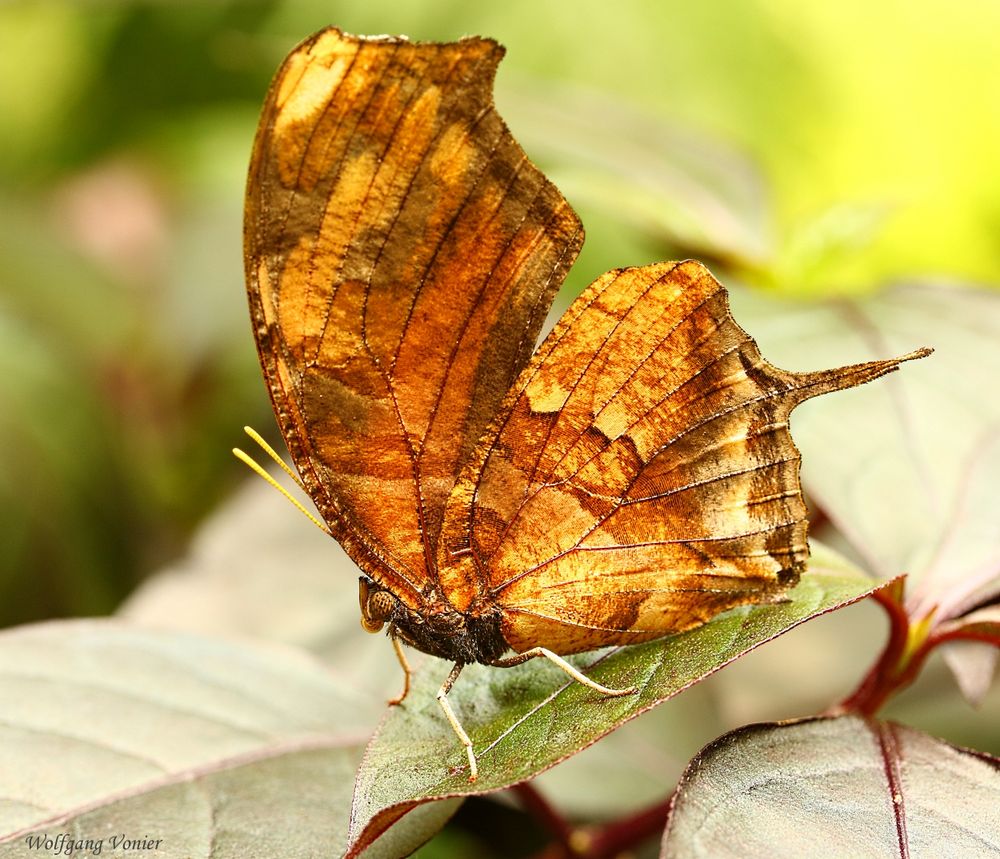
[233,427,331,536]
[241,425,308,490]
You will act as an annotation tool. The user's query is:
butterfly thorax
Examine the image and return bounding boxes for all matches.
[358,576,507,664]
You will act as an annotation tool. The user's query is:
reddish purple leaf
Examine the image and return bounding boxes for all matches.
[661,715,1000,858]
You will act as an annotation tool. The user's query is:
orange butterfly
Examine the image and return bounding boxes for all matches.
[242,28,929,780]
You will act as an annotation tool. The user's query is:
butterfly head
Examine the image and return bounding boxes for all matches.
[359,576,401,633]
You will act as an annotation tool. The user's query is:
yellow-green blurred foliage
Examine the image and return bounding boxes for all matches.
[1,0,998,625]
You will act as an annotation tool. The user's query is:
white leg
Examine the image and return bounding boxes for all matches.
[436,662,478,782]
[493,647,637,697]
[387,629,412,706]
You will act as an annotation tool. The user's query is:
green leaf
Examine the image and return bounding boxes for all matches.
[346,544,883,856]
[0,621,456,858]
[661,715,1000,858]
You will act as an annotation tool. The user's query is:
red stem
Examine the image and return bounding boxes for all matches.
[930,627,1000,647]
[582,797,672,858]
[838,588,1000,717]
[512,782,575,853]
[838,587,913,716]
[517,780,672,859]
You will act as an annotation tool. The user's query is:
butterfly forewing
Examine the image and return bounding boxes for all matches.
[245,29,583,601]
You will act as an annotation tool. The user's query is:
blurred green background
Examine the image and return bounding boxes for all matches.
[2,0,998,626]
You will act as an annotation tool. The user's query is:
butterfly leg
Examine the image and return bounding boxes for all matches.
[492,648,638,697]
[387,626,412,706]
[436,662,478,782]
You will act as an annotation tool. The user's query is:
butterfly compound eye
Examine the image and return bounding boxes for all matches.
[358,577,397,633]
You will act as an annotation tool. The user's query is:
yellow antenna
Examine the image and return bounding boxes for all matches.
[241,425,306,490]
[233,426,331,536]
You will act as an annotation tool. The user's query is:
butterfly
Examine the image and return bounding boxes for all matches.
[241,27,930,781]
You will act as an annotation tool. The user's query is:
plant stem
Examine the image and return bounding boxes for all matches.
[512,782,575,853]
[582,797,672,858]
[517,781,672,859]
[836,584,918,716]
[836,583,1000,716]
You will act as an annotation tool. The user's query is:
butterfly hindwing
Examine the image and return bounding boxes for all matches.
[439,261,916,654]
